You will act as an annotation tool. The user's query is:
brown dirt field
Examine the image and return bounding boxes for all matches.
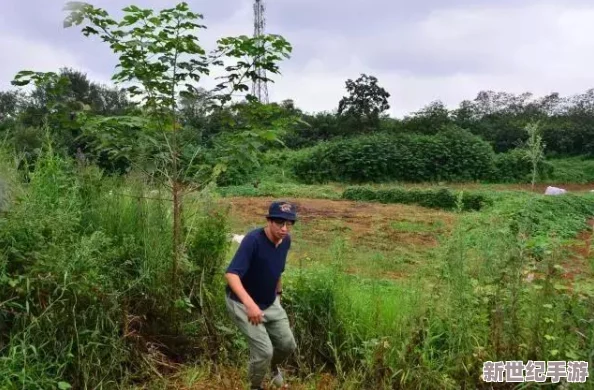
[523,219,594,289]
[223,196,457,252]
[558,219,594,283]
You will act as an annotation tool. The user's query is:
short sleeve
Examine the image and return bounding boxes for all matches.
[282,235,291,273]
[225,235,256,277]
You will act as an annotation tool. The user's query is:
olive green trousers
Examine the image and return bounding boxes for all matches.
[225,294,297,388]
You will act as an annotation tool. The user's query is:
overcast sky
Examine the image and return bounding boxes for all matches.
[2,0,594,117]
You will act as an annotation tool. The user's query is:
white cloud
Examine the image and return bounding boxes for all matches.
[270,2,594,117]
[4,1,594,119]
[0,34,111,91]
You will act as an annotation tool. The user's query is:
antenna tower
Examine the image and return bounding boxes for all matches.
[252,0,269,103]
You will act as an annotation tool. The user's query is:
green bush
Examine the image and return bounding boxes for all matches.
[492,148,554,183]
[291,127,496,184]
[282,267,347,374]
[509,193,594,239]
[341,186,492,211]
[547,156,594,183]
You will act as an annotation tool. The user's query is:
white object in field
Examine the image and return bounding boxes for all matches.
[544,186,566,195]
[232,234,245,244]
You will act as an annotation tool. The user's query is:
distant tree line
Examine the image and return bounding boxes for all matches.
[283,75,594,157]
[1,69,593,184]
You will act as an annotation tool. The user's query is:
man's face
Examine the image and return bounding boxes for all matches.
[267,218,294,240]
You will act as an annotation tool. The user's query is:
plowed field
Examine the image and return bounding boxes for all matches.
[222,196,458,279]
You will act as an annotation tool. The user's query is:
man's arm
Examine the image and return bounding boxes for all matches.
[276,276,282,295]
[225,273,257,308]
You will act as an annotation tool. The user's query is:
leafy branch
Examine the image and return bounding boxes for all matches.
[13,1,293,312]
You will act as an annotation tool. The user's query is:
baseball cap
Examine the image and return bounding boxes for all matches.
[266,200,297,222]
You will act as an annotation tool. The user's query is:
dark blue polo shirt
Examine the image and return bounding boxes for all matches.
[225,228,291,310]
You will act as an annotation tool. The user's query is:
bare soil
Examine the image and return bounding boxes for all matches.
[223,196,456,251]
[559,219,594,283]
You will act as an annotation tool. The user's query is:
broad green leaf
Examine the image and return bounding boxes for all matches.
[10,80,30,87]
[122,5,142,12]
[63,1,88,11]
[259,130,278,142]
[565,350,579,360]
[122,15,140,25]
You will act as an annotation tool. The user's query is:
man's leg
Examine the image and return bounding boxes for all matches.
[225,296,273,389]
[264,297,297,374]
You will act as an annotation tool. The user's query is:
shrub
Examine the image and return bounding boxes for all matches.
[434,126,498,181]
[547,157,594,184]
[341,186,492,211]
[291,127,496,184]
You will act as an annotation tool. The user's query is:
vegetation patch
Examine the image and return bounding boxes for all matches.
[341,186,493,211]
[291,127,497,184]
[3,1,594,389]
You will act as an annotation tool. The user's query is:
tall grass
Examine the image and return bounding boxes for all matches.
[277,193,594,388]
[0,145,234,389]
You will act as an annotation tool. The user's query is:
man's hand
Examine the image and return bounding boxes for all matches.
[246,302,264,325]
[226,273,263,325]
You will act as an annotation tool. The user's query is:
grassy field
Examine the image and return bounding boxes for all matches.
[2,150,594,390]
[136,183,594,389]
[137,195,461,389]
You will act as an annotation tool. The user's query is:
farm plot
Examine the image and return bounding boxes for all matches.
[223,196,458,280]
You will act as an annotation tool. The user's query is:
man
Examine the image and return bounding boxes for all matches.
[225,200,298,390]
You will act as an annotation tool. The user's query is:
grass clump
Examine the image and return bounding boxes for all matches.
[271,192,594,388]
[0,146,235,389]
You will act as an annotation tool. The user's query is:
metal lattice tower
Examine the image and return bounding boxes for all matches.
[252,0,269,103]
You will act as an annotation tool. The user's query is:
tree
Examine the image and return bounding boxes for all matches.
[0,90,24,121]
[401,100,451,135]
[337,73,390,132]
[12,1,292,311]
[524,122,546,190]
[58,67,132,115]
